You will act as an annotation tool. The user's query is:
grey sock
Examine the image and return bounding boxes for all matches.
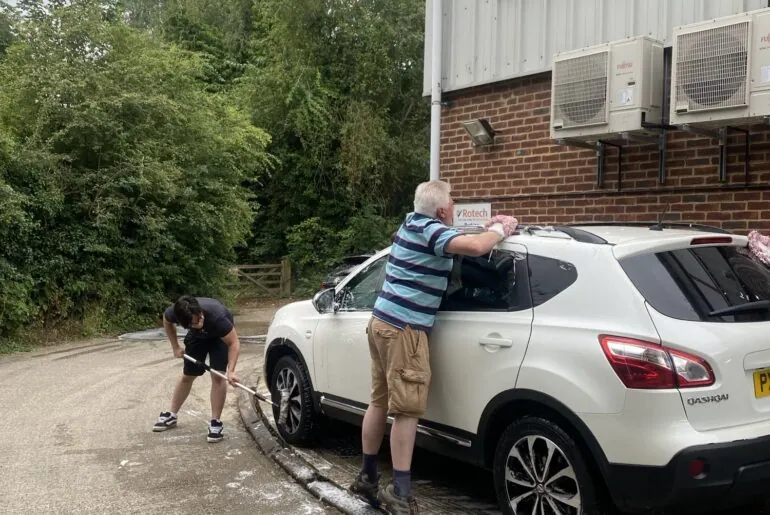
[393,469,411,497]
[362,453,378,482]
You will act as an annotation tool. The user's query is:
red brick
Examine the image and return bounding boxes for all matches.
[442,75,770,233]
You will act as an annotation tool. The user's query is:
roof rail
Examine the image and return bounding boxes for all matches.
[514,224,608,244]
[567,221,734,235]
[551,226,609,244]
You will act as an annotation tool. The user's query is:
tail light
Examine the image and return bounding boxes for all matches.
[690,236,732,245]
[599,335,715,389]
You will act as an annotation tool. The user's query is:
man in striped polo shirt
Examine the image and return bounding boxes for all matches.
[349,180,518,513]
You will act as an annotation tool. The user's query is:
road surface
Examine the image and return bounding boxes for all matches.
[0,335,336,515]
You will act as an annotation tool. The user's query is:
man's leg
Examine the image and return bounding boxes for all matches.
[207,339,229,443]
[350,318,390,504]
[154,336,204,432]
[362,318,389,472]
[210,374,227,420]
[389,415,419,471]
[170,374,196,413]
[381,326,430,510]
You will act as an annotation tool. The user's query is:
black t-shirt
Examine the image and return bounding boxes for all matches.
[164,297,234,340]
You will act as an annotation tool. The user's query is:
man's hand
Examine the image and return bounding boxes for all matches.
[484,215,518,237]
[172,346,184,359]
[227,369,240,387]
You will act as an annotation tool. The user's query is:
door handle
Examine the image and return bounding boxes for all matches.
[479,337,513,348]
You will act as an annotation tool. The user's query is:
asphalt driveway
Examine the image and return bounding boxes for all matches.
[0,335,336,514]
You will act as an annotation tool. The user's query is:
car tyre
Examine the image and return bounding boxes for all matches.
[493,416,602,515]
[270,355,316,446]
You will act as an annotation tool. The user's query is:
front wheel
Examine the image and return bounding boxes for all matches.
[493,416,602,515]
[270,355,317,446]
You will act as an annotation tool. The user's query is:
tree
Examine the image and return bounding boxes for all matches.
[235,0,429,277]
[0,0,273,339]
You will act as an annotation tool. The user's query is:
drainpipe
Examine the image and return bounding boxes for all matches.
[429,0,442,181]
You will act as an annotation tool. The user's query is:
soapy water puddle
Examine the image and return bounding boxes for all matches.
[254,382,500,514]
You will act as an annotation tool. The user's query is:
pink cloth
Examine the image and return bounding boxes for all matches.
[748,230,770,266]
[484,215,518,237]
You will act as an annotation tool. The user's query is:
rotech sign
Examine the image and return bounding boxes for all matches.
[454,203,492,227]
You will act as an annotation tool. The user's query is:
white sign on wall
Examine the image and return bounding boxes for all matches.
[453,202,492,227]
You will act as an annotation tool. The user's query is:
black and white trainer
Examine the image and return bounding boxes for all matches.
[153,411,177,432]
[207,419,224,443]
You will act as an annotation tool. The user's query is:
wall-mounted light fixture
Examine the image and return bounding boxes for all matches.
[462,118,496,146]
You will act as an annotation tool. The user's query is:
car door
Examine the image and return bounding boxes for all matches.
[425,243,534,435]
[314,254,388,404]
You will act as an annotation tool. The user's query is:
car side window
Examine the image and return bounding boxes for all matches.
[439,250,530,312]
[527,254,578,307]
[337,256,387,311]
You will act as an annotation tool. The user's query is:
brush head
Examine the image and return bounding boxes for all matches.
[277,387,290,426]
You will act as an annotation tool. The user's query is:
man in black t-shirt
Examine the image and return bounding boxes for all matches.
[152,295,241,443]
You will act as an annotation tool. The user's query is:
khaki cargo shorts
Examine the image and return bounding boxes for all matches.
[368,316,431,418]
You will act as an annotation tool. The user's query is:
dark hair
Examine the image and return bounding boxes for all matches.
[173,295,202,329]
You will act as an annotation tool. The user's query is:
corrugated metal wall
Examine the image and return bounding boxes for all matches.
[423,0,768,95]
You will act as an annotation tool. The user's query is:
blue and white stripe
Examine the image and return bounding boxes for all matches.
[372,213,461,333]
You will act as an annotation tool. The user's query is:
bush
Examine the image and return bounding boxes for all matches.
[0,2,272,343]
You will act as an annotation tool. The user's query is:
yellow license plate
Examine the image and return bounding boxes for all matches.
[753,369,770,398]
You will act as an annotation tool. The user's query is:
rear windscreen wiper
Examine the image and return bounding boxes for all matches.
[708,300,770,317]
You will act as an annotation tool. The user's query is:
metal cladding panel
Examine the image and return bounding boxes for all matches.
[423,0,767,96]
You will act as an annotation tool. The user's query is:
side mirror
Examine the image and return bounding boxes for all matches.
[312,288,337,314]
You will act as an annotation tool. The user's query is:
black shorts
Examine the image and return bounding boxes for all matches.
[183,333,228,376]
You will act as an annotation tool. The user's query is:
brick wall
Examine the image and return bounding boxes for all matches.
[440,72,770,233]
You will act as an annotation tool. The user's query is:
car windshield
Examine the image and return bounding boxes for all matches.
[620,245,770,323]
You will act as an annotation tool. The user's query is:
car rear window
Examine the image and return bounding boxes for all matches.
[620,245,770,322]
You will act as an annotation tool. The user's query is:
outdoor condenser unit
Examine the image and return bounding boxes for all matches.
[550,36,664,141]
[670,7,770,127]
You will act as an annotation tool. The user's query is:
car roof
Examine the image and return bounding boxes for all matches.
[494,222,737,245]
[567,224,719,245]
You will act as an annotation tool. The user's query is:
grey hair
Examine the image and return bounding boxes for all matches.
[413,180,452,216]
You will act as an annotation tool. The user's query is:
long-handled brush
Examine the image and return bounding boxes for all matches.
[182,353,290,427]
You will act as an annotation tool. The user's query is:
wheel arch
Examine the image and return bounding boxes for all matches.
[477,389,613,499]
[264,337,318,409]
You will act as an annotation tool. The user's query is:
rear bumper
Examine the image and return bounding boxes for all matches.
[607,433,770,514]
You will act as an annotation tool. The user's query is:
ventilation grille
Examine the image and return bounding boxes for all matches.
[553,51,609,128]
[675,21,749,112]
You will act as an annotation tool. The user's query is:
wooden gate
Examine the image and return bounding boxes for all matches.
[227,259,293,297]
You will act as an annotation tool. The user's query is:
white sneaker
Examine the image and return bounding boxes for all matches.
[207,419,224,443]
[153,411,177,432]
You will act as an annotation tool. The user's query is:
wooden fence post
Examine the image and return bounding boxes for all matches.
[280,258,293,296]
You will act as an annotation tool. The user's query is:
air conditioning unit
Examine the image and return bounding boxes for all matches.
[550,36,664,141]
[670,8,770,127]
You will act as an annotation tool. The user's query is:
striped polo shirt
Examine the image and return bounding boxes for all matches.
[372,212,462,334]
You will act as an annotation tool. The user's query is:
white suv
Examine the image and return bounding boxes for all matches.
[263,222,770,514]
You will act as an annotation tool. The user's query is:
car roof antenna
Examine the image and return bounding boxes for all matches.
[650,202,671,231]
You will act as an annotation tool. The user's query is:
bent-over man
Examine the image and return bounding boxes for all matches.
[152,295,241,443]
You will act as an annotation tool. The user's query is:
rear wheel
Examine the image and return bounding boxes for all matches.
[493,416,601,515]
[270,355,316,446]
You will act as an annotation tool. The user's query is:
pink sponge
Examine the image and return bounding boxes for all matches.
[484,215,519,237]
[748,230,770,266]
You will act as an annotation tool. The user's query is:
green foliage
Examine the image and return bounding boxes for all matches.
[0,0,430,347]
[233,0,429,278]
[0,0,272,342]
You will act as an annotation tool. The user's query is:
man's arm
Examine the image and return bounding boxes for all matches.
[445,231,503,257]
[163,312,183,358]
[221,327,240,385]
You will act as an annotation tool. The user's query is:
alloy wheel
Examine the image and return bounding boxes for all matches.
[504,435,582,515]
[275,367,302,434]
